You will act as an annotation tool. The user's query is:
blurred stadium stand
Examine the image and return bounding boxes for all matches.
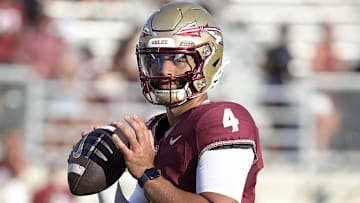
[1,0,360,203]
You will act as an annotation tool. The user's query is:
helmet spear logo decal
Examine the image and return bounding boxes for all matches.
[174,21,221,39]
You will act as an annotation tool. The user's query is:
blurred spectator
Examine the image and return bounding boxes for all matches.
[74,45,113,103]
[310,92,341,152]
[32,166,74,203]
[310,22,346,151]
[260,24,295,153]
[0,0,26,63]
[13,13,68,79]
[88,27,141,101]
[0,129,28,180]
[262,23,292,85]
[110,27,140,82]
[0,129,31,203]
[260,23,341,155]
[312,22,342,72]
[76,45,107,82]
[22,0,41,26]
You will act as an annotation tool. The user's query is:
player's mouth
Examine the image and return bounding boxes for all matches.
[151,77,187,90]
[157,80,178,90]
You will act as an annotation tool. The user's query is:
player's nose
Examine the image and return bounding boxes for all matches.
[159,60,176,76]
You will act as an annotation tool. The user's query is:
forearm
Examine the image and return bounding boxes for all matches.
[143,176,211,203]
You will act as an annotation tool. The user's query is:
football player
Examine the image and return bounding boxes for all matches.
[110,2,263,203]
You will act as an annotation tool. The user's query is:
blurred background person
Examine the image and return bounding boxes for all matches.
[0,0,26,63]
[260,23,341,157]
[110,27,140,83]
[259,23,298,157]
[312,22,343,73]
[32,164,75,203]
[262,23,292,85]
[310,93,341,152]
[89,27,143,104]
[13,12,69,79]
[0,129,31,203]
[310,22,346,152]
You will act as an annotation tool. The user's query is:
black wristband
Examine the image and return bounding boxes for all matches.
[138,168,161,188]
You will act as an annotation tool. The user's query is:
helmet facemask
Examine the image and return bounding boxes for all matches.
[137,46,208,106]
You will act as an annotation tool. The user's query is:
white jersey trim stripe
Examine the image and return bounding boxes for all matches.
[198,139,258,163]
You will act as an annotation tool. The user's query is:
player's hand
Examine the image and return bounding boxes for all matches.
[112,115,155,179]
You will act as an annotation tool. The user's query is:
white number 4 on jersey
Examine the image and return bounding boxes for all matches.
[223,108,239,132]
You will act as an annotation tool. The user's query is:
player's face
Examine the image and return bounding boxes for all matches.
[141,53,196,90]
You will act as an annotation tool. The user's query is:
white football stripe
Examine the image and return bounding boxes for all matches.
[68,163,86,176]
[100,125,116,132]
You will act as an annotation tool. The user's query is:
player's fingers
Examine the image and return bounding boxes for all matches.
[133,115,148,130]
[81,131,88,138]
[149,130,155,151]
[125,115,145,144]
[93,125,100,130]
[132,115,152,144]
[112,134,131,157]
[116,122,139,149]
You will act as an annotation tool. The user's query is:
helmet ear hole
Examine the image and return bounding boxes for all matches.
[212,58,220,68]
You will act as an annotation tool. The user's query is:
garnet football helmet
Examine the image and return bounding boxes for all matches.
[136,2,224,106]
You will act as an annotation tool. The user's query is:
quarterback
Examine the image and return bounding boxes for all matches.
[110,2,263,203]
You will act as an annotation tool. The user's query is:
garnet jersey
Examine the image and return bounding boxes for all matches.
[146,101,263,203]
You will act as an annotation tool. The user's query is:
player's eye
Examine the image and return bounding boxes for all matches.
[173,54,187,65]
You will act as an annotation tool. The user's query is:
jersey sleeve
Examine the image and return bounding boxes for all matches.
[195,103,258,158]
[196,148,254,202]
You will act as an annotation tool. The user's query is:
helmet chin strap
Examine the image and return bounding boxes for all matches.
[152,83,189,105]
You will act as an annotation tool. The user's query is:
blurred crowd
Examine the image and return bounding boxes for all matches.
[0,0,167,202]
[0,0,143,83]
[1,0,360,202]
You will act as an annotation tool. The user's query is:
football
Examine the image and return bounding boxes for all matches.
[67,125,128,196]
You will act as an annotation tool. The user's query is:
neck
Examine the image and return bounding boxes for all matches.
[166,94,209,127]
